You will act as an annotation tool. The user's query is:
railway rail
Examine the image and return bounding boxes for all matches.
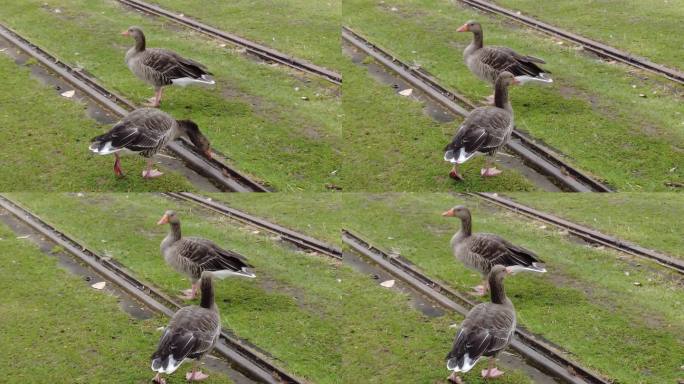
[341,229,611,384]
[454,0,684,86]
[117,0,342,85]
[165,192,342,259]
[342,26,613,193]
[0,194,305,384]
[473,193,684,274]
[0,23,269,193]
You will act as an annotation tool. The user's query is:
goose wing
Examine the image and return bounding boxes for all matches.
[447,303,515,372]
[177,237,253,275]
[470,233,544,269]
[89,108,172,155]
[479,46,548,77]
[141,48,211,81]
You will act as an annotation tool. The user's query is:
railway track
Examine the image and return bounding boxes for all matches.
[341,229,611,384]
[117,0,341,85]
[454,0,684,86]
[0,194,305,384]
[472,193,684,274]
[0,23,269,193]
[165,192,342,259]
[342,26,612,193]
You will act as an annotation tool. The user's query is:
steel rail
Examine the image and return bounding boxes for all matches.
[342,26,613,193]
[0,194,305,384]
[341,229,611,384]
[0,23,269,193]
[166,192,343,260]
[473,193,684,274]
[117,0,341,85]
[455,0,684,85]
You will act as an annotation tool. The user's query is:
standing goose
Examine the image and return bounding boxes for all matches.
[442,205,545,296]
[444,71,518,179]
[122,26,215,107]
[89,108,212,178]
[458,20,552,102]
[446,265,515,383]
[151,272,220,383]
[158,210,255,300]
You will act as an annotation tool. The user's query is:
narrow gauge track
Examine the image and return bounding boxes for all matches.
[117,0,341,85]
[341,229,611,384]
[342,26,613,193]
[0,194,305,384]
[473,193,684,274]
[165,192,342,259]
[454,0,684,86]
[0,23,269,193]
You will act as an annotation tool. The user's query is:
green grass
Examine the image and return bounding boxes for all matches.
[149,0,342,71]
[0,221,233,383]
[0,53,194,191]
[493,0,684,71]
[506,192,684,259]
[343,0,684,191]
[340,59,536,191]
[8,192,534,384]
[214,192,684,384]
[0,0,341,191]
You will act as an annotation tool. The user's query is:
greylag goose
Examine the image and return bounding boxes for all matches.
[442,205,545,296]
[158,210,255,300]
[122,26,215,107]
[443,71,518,179]
[446,265,515,383]
[458,20,552,102]
[151,272,220,383]
[89,108,212,178]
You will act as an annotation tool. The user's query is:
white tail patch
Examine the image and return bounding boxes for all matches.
[515,74,553,85]
[210,268,256,280]
[89,141,121,155]
[447,354,480,372]
[151,354,184,374]
[171,75,215,87]
[444,147,477,164]
[507,263,547,274]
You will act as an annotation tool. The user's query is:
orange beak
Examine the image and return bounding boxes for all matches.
[156,214,169,225]
[442,209,455,217]
[456,24,469,32]
[204,149,213,160]
[121,30,130,36]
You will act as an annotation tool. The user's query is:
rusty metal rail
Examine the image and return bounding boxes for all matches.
[455,0,684,85]
[473,193,684,274]
[342,26,612,192]
[117,0,341,85]
[342,229,611,384]
[166,192,342,259]
[0,194,305,384]
[0,23,269,192]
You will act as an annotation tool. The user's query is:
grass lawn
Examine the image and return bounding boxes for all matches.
[0,221,233,383]
[214,192,684,384]
[493,0,684,72]
[149,0,342,72]
[8,193,535,384]
[0,0,341,191]
[506,192,684,259]
[0,52,194,191]
[343,0,684,191]
[340,59,536,191]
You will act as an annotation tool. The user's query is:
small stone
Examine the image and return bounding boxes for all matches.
[91,281,106,290]
[60,90,75,98]
[398,88,413,96]
[633,282,642,287]
[638,93,646,98]
[300,96,309,100]
[380,279,395,288]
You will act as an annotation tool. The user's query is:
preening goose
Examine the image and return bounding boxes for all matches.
[158,210,255,300]
[444,71,518,179]
[458,20,552,102]
[442,206,545,296]
[446,265,515,383]
[89,108,212,178]
[151,272,220,384]
[122,26,215,107]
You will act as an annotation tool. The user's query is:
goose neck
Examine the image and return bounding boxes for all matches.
[134,33,146,52]
[199,275,215,310]
[489,273,508,305]
[472,30,483,50]
[494,82,511,111]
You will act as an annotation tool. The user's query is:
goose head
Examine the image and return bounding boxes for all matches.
[177,120,213,160]
[156,210,179,225]
[441,205,471,220]
[496,71,521,87]
[121,26,144,39]
[456,20,482,33]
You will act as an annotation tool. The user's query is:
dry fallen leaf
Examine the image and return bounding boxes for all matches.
[380,279,395,288]
[61,90,75,98]
[398,88,413,96]
[16,235,30,239]
[91,281,106,290]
